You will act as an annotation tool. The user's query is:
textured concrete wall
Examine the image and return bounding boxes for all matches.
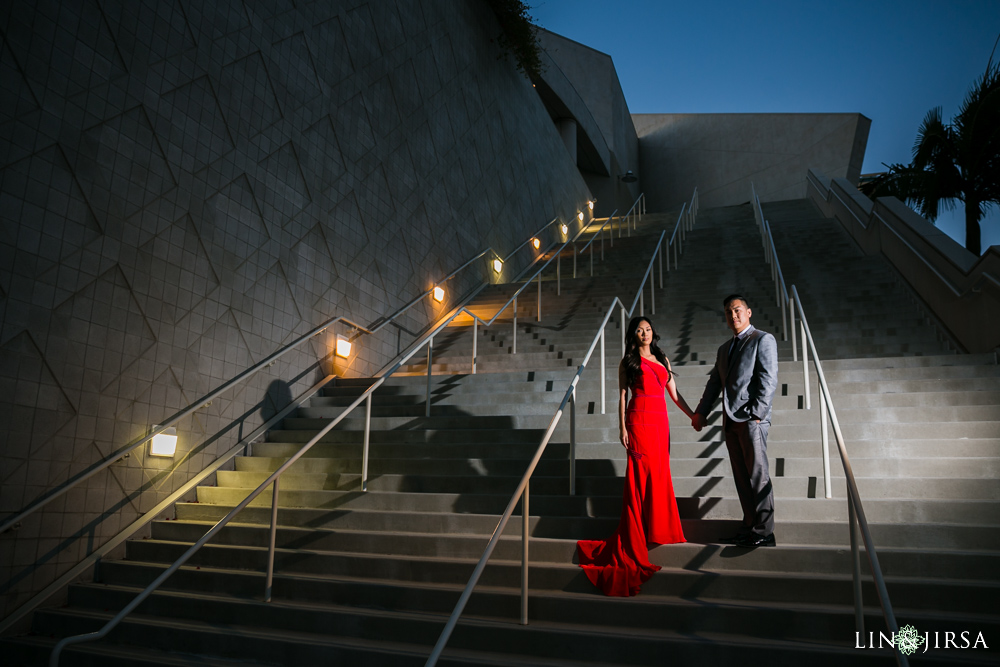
[807,170,1000,353]
[536,30,640,217]
[0,0,591,617]
[633,113,870,211]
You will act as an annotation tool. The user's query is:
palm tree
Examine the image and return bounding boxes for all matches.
[861,64,1000,256]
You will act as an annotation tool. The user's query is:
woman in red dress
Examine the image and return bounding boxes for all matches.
[577,316,694,596]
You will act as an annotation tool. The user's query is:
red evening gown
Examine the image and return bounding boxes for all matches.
[576,356,686,596]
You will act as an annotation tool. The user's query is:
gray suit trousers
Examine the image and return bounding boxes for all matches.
[724,416,775,537]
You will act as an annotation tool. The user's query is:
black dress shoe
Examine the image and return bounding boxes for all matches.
[735,533,776,548]
[720,532,751,544]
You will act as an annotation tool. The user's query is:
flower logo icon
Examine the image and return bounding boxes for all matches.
[895,625,925,656]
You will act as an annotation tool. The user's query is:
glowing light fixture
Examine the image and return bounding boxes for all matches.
[336,334,352,358]
[433,286,445,302]
[492,258,503,274]
[149,426,177,458]
[588,200,595,211]
[531,238,540,250]
[560,223,568,235]
[577,211,584,221]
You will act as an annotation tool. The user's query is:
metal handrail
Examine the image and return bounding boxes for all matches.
[2,208,579,538]
[627,230,667,316]
[750,183,790,342]
[789,285,906,667]
[575,210,618,278]
[504,217,559,262]
[442,216,601,369]
[809,171,999,300]
[47,204,605,663]
[425,187,700,667]
[619,192,645,237]
[0,313,369,537]
[0,374,334,636]
[369,248,494,334]
[577,210,617,255]
[48,293,487,665]
[668,203,686,247]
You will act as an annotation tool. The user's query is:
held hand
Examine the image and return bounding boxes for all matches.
[691,413,705,432]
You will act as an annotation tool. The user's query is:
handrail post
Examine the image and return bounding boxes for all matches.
[801,321,810,409]
[820,386,832,499]
[513,297,518,354]
[362,393,372,491]
[673,240,678,268]
[590,242,594,277]
[640,289,644,317]
[849,494,865,635]
[536,274,542,322]
[781,293,788,342]
[520,480,529,625]
[650,272,655,315]
[557,252,561,296]
[472,319,478,374]
[620,306,626,358]
[601,227,605,259]
[600,327,606,414]
[573,243,577,278]
[790,296,798,361]
[569,387,576,496]
[264,476,280,602]
[658,239,663,288]
[425,336,434,418]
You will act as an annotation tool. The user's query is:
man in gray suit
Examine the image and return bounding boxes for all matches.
[692,294,778,547]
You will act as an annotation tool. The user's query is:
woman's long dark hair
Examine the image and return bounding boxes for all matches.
[623,316,669,388]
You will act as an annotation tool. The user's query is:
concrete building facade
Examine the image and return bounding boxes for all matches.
[0,0,593,616]
[634,112,870,211]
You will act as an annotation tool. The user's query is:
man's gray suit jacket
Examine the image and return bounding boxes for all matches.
[696,328,778,423]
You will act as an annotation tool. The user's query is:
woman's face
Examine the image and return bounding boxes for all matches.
[635,320,653,346]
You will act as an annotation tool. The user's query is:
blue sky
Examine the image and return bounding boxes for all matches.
[530,0,1000,250]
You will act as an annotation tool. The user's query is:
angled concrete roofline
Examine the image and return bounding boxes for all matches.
[633,112,873,117]
[534,46,611,176]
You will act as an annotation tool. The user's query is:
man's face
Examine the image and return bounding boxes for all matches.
[724,299,752,336]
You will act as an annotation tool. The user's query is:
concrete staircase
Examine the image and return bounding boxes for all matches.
[4,205,999,665]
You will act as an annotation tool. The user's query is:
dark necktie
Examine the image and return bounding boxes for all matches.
[727,337,739,367]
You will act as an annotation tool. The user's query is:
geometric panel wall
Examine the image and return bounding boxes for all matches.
[0,0,591,618]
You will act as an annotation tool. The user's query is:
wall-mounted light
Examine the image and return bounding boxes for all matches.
[149,426,177,458]
[531,238,540,250]
[577,211,584,222]
[336,334,352,358]
[492,258,503,274]
[619,170,638,183]
[560,223,568,235]
[433,286,445,302]
[588,200,595,211]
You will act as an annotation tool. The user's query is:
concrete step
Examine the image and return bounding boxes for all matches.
[122,535,1000,592]
[192,487,1000,525]
[210,468,1000,501]
[174,503,1000,550]
[233,453,1000,481]
[15,583,937,666]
